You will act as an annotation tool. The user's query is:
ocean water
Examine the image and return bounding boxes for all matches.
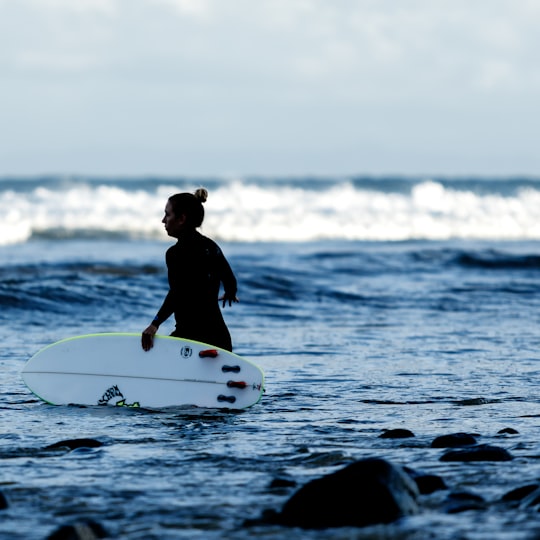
[1,176,540,539]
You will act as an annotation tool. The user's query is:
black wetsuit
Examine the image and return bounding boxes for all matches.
[152,230,237,351]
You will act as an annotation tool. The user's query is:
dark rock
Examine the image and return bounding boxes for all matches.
[444,491,486,513]
[413,474,447,495]
[403,467,447,495]
[501,484,539,503]
[440,444,513,462]
[453,397,491,406]
[277,458,419,529]
[0,491,8,509]
[431,433,477,448]
[47,521,107,540]
[498,427,519,435]
[45,439,104,451]
[448,491,485,502]
[379,429,415,439]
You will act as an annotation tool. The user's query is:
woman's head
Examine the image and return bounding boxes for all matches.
[162,188,208,237]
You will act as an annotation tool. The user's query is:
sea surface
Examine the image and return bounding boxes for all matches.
[1,176,540,539]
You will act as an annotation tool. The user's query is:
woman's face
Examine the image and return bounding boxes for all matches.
[162,201,185,238]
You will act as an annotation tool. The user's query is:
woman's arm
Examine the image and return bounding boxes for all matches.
[217,250,238,307]
[141,290,175,351]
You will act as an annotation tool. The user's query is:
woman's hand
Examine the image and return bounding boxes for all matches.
[141,324,158,351]
[219,293,239,308]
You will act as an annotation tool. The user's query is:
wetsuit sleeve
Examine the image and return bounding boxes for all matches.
[218,249,237,298]
[151,290,175,328]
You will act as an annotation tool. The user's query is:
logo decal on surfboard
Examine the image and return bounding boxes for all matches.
[180,346,193,358]
[98,385,140,408]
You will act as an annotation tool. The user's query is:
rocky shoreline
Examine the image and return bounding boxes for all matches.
[2,428,538,539]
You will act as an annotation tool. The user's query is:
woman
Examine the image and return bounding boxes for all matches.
[141,188,238,352]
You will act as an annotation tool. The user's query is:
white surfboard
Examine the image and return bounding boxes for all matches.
[21,333,265,410]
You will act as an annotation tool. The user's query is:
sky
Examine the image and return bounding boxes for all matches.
[1,0,540,178]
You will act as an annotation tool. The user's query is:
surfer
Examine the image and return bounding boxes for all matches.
[142,188,239,352]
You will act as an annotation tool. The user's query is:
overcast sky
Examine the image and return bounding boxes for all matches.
[1,0,539,177]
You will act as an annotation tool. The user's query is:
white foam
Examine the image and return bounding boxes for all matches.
[1,180,539,245]
[203,180,540,242]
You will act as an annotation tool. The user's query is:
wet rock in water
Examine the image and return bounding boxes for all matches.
[0,491,8,509]
[453,397,492,406]
[498,427,519,435]
[45,439,104,451]
[379,429,415,439]
[501,484,539,503]
[440,444,513,462]
[431,432,477,448]
[405,470,447,495]
[47,521,107,540]
[415,474,447,495]
[444,491,486,513]
[276,458,419,529]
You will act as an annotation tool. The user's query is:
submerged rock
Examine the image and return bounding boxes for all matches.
[444,491,486,513]
[416,474,447,495]
[431,433,477,448]
[276,457,419,529]
[45,439,104,451]
[498,427,519,435]
[407,471,447,495]
[501,484,539,503]
[47,521,107,540]
[0,491,8,510]
[379,429,415,439]
[440,444,513,462]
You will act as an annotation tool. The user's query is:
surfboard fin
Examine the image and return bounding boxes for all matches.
[227,381,247,389]
[217,394,236,404]
[199,349,219,358]
[222,365,241,373]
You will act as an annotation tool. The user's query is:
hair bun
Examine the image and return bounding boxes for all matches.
[194,188,208,203]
